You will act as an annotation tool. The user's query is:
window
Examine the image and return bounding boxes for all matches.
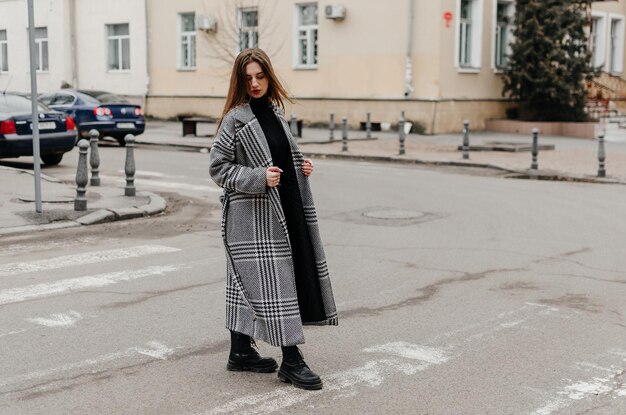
[107,23,130,71]
[609,16,625,74]
[494,0,513,70]
[456,0,483,70]
[591,13,607,69]
[238,8,259,52]
[40,93,75,106]
[35,27,48,72]
[295,3,318,68]
[0,30,7,72]
[178,13,196,70]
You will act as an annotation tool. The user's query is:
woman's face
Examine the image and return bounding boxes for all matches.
[245,61,269,99]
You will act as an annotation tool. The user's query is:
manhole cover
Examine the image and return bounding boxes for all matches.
[328,206,441,227]
[362,209,425,220]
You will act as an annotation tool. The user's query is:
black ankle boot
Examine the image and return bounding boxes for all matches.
[227,331,278,373]
[278,347,323,390]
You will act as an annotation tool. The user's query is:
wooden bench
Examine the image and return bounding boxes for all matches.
[181,117,214,137]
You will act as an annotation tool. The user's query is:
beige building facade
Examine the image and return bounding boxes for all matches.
[1,1,623,133]
[146,0,626,133]
[0,0,148,100]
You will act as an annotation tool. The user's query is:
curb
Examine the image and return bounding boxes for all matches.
[301,151,626,185]
[0,191,167,237]
[302,151,517,174]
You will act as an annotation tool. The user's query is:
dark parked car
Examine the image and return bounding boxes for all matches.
[40,89,145,146]
[0,92,77,165]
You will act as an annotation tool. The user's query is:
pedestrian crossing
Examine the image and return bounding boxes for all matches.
[0,239,223,400]
[1,239,625,415]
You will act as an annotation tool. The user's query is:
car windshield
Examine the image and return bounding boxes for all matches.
[0,94,50,115]
[78,90,128,104]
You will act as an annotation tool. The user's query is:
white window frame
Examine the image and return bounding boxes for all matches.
[34,27,48,72]
[0,29,7,73]
[608,14,624,74]
[106,23,131,72]
[591,12,607,69]
[491,0,514,72]
[178,13,196,71]
[238,7,259,52]
[455,0,483,72]
[293,3,318,69]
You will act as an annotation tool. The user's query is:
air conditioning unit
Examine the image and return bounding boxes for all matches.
[196,15,217,32]
[324,5,346,20]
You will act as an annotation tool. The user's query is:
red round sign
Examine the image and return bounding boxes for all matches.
[444,11,453,28]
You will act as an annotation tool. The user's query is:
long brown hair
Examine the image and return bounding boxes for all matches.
[218,48,292,129]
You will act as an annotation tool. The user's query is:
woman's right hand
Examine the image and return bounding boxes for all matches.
[266,166,283,188]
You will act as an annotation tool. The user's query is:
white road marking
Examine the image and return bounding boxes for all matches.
[0,245,181,278]
[205,343,450,415]
[135,341,175,360]
[0,340,177,388]
[425,303,559,347]
[501,320,524,328]
[0,264,184,306]
[139,179,222,193]
[0,237,116,257]
[363,341,449,364]
[563,380,614,400]
[530,354,626,414]
[101,174,222,193]
[0,328,29,338]
[26,310,83,328]
[205,305,567,414]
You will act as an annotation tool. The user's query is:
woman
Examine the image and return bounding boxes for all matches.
[209,48,338,391]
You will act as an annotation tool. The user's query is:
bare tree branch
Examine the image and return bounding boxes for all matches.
[197,0,282,64]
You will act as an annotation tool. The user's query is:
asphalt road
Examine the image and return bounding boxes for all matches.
[0,144,625,415]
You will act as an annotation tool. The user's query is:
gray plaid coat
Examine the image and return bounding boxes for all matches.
[209,103,338,347]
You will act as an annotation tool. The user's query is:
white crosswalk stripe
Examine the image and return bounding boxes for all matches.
[100,174,222,193]
[0,264,187,305]
[0,245,181,278]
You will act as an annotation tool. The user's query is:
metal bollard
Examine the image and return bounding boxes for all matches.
[531,128,539,170]
[89,129,101,186]
[74,139,89,211]
[399,111,406,155]
[341,117,348,152]
[598,132,606,177]
[366,112,372,139]
[462,120,470,160]
[290,112,298,138]
[124,134,136,196]
[329,113,335,141]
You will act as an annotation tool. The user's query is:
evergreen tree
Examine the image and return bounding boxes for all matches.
[502,0,595,121]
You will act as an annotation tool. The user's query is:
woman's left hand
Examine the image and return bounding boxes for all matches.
[302,159,314,177]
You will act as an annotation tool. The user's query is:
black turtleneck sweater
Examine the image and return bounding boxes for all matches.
[249,96,326,323]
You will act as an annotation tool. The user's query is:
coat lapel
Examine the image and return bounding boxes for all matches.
[233,104,273,168]
[233,103,291,245]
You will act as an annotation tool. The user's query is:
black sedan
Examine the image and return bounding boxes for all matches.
[0,92,77,166]
[40,89,145,146]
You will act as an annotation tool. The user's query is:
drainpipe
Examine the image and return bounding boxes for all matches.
[69,0,78,87]
[144,0,150,109]
[404,0,414,97]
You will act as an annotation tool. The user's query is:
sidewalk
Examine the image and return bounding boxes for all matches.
[0,165,166,237]
[2,120,624,237]
[138,120,626,184]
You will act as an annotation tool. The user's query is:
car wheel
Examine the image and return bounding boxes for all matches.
[41,153,64,166]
